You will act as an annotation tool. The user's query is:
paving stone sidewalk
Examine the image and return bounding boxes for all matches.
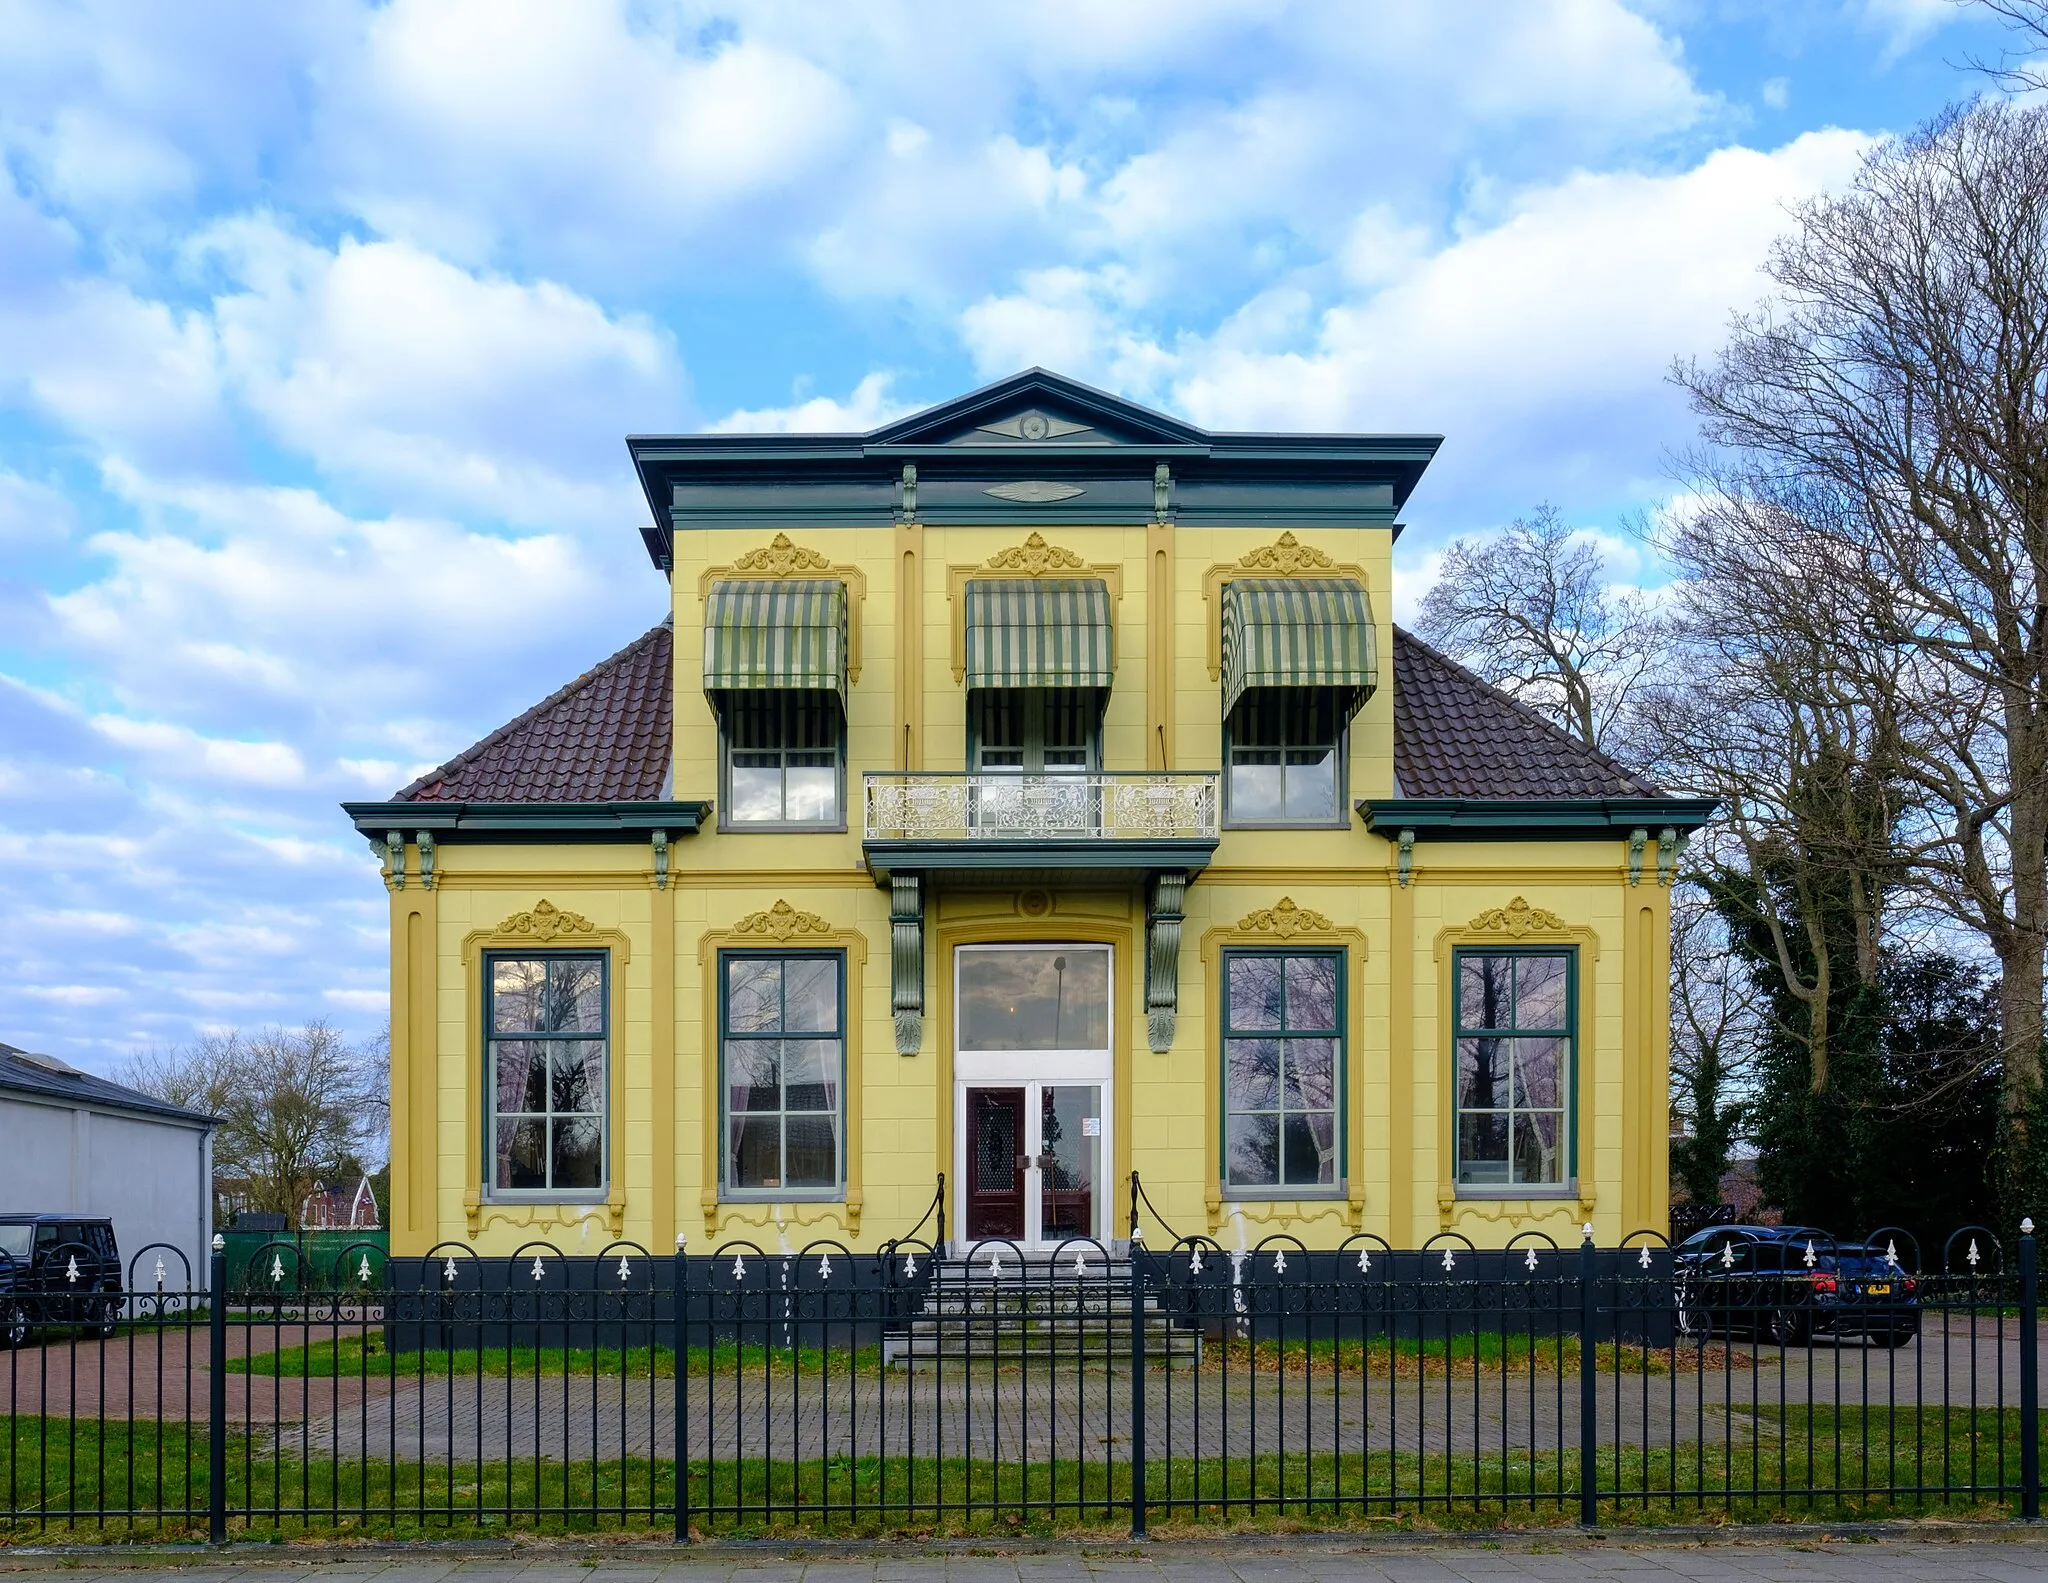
[4,1534,2048,1582]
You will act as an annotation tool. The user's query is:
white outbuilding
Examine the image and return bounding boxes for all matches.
[0,1042,217,1291]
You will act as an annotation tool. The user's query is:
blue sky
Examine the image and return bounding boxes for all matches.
[0,0,2026,1071]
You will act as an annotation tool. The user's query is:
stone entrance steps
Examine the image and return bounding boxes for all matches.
[883,1257,1201,1370]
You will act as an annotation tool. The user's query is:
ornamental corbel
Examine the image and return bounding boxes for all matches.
[1145,872,1187,1052]
[652,829,670,889]
[1656,826,1679,888]
[1627,827,1648,887]
[890,873,923,1055]
[1396,828,1415,888]
[384,830,406,891]
[1153,463,1172,522]
[415,831,436,891]
[898,463,918,522]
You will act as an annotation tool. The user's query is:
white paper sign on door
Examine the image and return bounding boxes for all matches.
[1081,1117,1101,1136]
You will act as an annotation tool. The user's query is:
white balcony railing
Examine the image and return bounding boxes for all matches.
[864,771,1220,842]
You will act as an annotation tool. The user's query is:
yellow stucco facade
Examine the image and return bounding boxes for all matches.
[354,373,1702,1260]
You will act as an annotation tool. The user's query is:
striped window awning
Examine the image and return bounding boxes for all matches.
[703,579,847,702]
[1220,577,1378,718]
[963,578,1115,691]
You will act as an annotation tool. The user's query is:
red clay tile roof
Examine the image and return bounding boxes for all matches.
[394,620,672,802]
[1389,628,1661,798]
[389,618,1662,804]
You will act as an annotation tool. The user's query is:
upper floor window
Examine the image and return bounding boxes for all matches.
[1453,948,1573,1190]
[1222,949,1343,1193]
[722,691,843,827]
[486,953,607,1197]
[1224,690,1343,825]
[971,688,1099,774]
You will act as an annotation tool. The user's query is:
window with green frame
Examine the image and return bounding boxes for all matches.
[1453,948,1572,1189]
[1221,949,1343,1191]
[720,951,845,1196]
[485,953,607,1197]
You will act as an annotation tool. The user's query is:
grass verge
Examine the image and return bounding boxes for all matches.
[0,1405,2036,1542]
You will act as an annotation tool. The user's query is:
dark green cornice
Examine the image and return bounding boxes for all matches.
[629,369,1441,564]
[862,836,1216,887]
[341,800,711,844]
[1357,797,1718,841]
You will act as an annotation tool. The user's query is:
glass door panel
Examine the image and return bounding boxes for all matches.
[1039,1084,1100,1242]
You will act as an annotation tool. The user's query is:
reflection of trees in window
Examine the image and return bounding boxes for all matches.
[487,955,606,1194]
[1455,950,1571,1187]
[722,953,844,1194]
[1222,951,1342,1189]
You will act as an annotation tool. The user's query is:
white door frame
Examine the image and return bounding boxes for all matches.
[952,943,1114,1252]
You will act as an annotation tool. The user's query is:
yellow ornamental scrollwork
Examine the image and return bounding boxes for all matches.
[731,532,834,576]
[1468,897,1569,937]
[1237,531,1334,573]
[1235,897,1335,939]
[730,899,835,942]
[495,900,596,942]
[986,531,1086,574]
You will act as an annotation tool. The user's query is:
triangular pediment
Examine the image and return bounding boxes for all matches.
[866,368,1207,449]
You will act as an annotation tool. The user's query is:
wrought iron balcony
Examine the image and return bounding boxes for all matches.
[863,771,1220,843]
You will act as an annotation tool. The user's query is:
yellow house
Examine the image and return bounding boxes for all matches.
[343,370,1711,1260]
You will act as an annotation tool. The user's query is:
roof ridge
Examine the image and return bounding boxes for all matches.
[395,618,673,802]
[1390,625,1662,796]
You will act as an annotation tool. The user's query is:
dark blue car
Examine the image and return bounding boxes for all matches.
[1673,1224,1918,1346]
[0,1214,122,1346]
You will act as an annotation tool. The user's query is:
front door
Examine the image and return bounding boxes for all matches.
[954,944,1113,1250]
[965,1086,1026,1240]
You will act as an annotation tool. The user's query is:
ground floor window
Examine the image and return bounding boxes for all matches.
[1221,949,1342,1191]
[485,953,607,1196]
[1454,948,1573,1189]
[722,951,845,1196]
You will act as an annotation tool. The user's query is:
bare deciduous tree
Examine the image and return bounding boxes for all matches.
[122,1022,387,1228]
[1414,504,1663,751]
[1667,878,1765,1207]
[1674,100,2048,1152]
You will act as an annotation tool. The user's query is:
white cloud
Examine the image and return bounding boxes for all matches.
[199,219,686,520]
[326,0,860,275]
[91,715,309,788]
[709,373,910,434]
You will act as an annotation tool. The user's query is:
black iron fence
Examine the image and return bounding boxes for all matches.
[1,1203,2042,1538]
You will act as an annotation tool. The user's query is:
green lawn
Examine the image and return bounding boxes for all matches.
[0,1405,2034,1541]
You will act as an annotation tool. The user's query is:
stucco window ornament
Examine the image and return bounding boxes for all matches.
[1236,531,1334,573]
[495,900,596,942]
[984,531,1087,573]
[1234,897,1336,939]
[731,532,833,576]
[729,899,834,942]
[1466,897,1568,937]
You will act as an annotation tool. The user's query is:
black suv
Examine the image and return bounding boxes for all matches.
[1673,1224,1918,1346]
[0,1214,122,1346]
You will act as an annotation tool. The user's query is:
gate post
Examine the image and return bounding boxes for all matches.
[674,1232,691,1542]
[1578,1223,1598,1529]
[1129,1231,1148,1540]
[2022,1218,2038,1522]
[208,1235,227,1543]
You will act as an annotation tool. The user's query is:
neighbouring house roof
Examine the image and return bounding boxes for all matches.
[395,619,674,803]
[1388,629,1663,799]
[381,618,1672,807]
[0,1044,216,1127]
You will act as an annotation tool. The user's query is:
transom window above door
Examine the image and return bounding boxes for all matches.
[958,945,1111,1053]
[972,689,1099,774]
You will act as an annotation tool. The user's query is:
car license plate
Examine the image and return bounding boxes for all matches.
[1866,1282,1891,1295]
